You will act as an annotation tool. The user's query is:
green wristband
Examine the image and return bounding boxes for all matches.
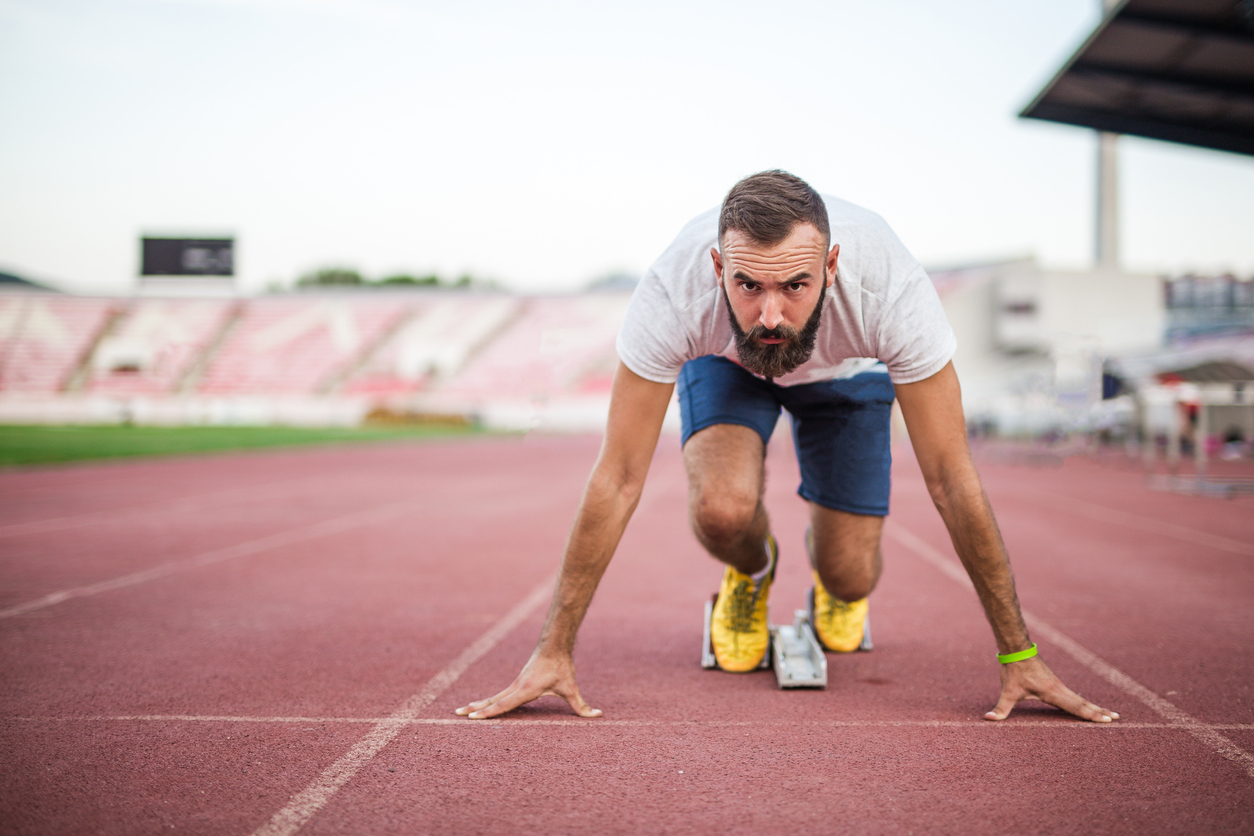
[997,643,1038,664]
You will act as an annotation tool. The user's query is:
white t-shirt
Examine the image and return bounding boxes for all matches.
[616,195,957,387]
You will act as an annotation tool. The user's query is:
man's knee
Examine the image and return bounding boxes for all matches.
[814,561,877,603]
[810,516,883,602]
[689,488,759,546]
[812,528,882,601]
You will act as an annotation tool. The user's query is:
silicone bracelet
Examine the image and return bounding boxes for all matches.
[997,643,1038,664]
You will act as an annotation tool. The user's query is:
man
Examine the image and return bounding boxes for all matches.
[457,171,1119,724]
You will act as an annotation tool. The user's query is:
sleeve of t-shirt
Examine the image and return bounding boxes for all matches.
[873,261,957,385]
[615,269,691,384]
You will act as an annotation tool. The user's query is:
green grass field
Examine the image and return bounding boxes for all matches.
[0,423,481,467]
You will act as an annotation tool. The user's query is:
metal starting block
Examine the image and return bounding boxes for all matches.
[702,597,873,688]
[769,611,827,688]
[702,598,827,687]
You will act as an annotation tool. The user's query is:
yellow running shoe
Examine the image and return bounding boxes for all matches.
[809,571,869,653]
[709,536,777,672]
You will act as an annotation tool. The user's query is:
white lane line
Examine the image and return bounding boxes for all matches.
[1018,490,1253,557]
[0,476,331,539]
[884,521,1254,780]
[0,497,427,619]
[12,715,1254,731]
[249,574,554,836]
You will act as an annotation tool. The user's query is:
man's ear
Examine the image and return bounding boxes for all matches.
[710,246,725,288]
[826,243,840,286]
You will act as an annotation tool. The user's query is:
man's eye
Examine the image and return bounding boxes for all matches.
[789,283,805,292]
[740,283,759,292]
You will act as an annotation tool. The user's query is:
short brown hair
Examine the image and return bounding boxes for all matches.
[718,170,829,249]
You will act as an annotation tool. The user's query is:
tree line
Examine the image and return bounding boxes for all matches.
[296,268,486,289]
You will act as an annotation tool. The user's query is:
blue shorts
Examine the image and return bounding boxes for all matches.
[677,355,895,516]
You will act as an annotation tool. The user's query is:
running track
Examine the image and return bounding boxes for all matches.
[1,433,1252,835]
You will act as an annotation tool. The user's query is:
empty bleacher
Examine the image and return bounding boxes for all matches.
[344,295,519,396]
[0,296,118,394]
[86,299,238,396]
[198,296,407,395]
[431,293,631,400]
[0,290,636,429]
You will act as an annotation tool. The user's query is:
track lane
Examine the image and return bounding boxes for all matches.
[2,435,1252,835]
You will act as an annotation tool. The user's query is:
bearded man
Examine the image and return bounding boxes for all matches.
[457,170,1119,724]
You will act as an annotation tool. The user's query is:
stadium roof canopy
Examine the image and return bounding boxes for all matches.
[1020,0,1254,156]
[0,271,58,292]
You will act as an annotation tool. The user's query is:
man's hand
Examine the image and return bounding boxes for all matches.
[897,366,1119,725]
[985,655,1119,723]
[455,651,601,720]
[455,363,671,722]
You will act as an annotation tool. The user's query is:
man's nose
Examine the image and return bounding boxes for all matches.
[759,292,785,330]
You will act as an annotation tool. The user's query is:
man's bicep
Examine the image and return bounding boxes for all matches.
[894,361,971,482]
[600,361,675,487]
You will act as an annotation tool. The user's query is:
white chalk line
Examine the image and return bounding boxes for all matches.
[10,714,1254,732]
[883,521,1254,780]
[0,475,334,539]
[249,574,555,836]
[1015,488,1253,557]
[0,496,430,619]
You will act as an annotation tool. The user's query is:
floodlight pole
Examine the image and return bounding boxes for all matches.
[1095,0,1121,273]
[1096,131,1120,272]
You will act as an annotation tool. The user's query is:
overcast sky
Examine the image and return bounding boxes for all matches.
[2,0,1253,295]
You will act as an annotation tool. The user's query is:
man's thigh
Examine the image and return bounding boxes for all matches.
[677,355,778,519]
[677,354,782,448]
[682,423,765,510]
[780,371,896,516]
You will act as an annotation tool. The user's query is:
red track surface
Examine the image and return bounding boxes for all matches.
[2,434,1253,835]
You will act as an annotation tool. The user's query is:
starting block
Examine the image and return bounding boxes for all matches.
[702,596,873,688]
[769,611,828,688]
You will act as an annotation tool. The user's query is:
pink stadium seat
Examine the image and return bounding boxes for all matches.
[197,296,407,395]
[431,294,630,400]
[0,296,118,394]
[343,295,519,396]
[86,299,237,396]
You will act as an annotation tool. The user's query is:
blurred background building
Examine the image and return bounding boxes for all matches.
[0,0,1251,476]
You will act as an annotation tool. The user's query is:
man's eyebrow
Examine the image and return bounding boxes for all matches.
[731,269,813,283]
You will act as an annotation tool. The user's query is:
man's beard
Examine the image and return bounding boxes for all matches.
[723,279,826,380]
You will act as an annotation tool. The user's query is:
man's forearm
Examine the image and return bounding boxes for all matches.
[929,466,1030,653]
[535,462,645,656]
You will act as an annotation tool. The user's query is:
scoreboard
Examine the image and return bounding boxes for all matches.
[141,238,234,276]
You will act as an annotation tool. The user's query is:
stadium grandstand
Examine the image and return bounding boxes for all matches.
[196,295,406,396]
[86,299,239,397]
[4,0,1253,445]
[0,289,638,431]
[0,296,121,395]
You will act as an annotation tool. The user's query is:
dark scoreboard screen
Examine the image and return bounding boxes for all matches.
[141,238,234,276]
